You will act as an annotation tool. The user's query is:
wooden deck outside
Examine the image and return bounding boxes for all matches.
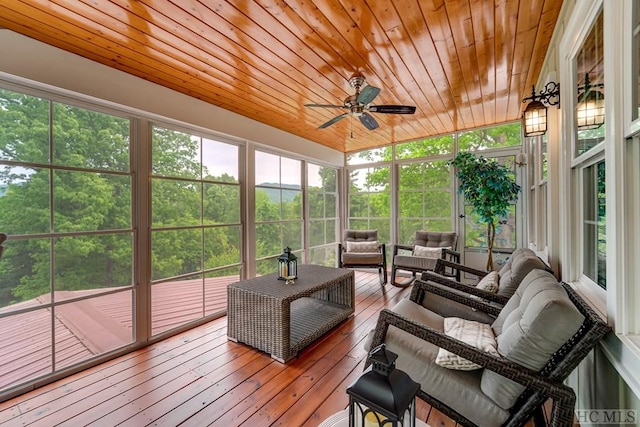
[0,271,550,426]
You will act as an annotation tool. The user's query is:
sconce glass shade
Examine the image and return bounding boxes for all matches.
[576,90,605,130]
[523,100,548,137]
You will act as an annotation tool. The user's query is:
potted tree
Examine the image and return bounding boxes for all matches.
[450,152,521,271]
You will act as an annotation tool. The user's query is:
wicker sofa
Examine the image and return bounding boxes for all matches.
[366,268,611,427]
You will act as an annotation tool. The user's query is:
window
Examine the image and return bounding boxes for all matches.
[582,160,606,289]
[347,166,391,243]
[634,3,640,121]
[254,151,302,274]
[526,134,548,255]
[346,147,391,165]
[307,163,338,266]
[397,160,453,244]
[395,134,454,159]
[458,123,522,151]
[0,88,134,389]
[575,12,605,156]
[151,127,241,334]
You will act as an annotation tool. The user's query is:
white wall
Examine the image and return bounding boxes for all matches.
[0,30,344,167]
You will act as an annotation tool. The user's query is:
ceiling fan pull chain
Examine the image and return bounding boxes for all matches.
[350,115,354,138]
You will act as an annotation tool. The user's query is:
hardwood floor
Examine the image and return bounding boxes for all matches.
[0,271,538,427]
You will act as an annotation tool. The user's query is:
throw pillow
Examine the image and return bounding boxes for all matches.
[435,317,499,370]
[476,271,499,293]
[346,241,379,253]
[413,245,451,258]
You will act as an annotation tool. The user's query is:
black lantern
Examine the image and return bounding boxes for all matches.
[521,82,560,137]
[347,344,420,427]
[277,247,297,282]
[576,73,605,130]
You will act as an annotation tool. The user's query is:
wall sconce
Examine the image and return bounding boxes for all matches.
[521,82,560,137]
[576,73,604,130]
[515,152,527,167]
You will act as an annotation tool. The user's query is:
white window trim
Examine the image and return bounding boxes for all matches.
[558,0,640,399]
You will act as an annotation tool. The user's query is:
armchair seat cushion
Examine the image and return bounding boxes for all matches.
[393,254,438,271]
[373,298,510,427]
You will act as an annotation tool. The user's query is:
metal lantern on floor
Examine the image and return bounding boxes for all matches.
[277,246,297,281]
[347,344,420,427]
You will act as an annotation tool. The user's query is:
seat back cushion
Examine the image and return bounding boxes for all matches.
[482,269,585,409]
[343,229,378,243]
[497,247,539,277]
[346,240,379,253]
[497,249,549,298]
[413,245,451,258]
[414,231,457,249]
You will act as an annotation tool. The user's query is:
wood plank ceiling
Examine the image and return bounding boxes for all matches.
[0,0,563,153]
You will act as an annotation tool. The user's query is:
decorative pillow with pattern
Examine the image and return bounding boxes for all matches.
[413,245,451,258]
[435,317,499,370]
[346,241,379,253]
[476,271,500,293]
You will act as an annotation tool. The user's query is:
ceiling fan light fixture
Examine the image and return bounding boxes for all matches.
[305,73,416,131]
[348,74,366,90]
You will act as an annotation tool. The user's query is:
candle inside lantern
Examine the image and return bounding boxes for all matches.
[364,411,387,427]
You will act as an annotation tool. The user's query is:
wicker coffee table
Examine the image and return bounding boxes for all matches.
[227,265,355,362]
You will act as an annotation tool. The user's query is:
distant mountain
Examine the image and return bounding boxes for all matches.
[257,182,301,203]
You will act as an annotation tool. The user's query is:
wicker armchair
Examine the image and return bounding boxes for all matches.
[338,229,387,285]
[421,247,552,311]
[390,231,459,287]
[367,269,611,427]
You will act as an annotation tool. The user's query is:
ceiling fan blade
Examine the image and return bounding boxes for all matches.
[305,103,345,108]
[357,85,381,105]
[359,112,379,130]
[368,105,416,114]
[319,113,348,129]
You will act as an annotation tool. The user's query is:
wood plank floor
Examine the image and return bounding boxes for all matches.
[0,271,542,427]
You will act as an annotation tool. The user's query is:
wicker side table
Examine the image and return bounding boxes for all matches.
[227,265,355,362]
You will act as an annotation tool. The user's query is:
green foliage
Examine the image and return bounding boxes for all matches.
[0,89,246,306]
[458,123,521,151]
[395,134,454,159]
[450,152,521,269]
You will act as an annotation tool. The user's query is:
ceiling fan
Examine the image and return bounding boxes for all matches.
[304,73,416,131]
